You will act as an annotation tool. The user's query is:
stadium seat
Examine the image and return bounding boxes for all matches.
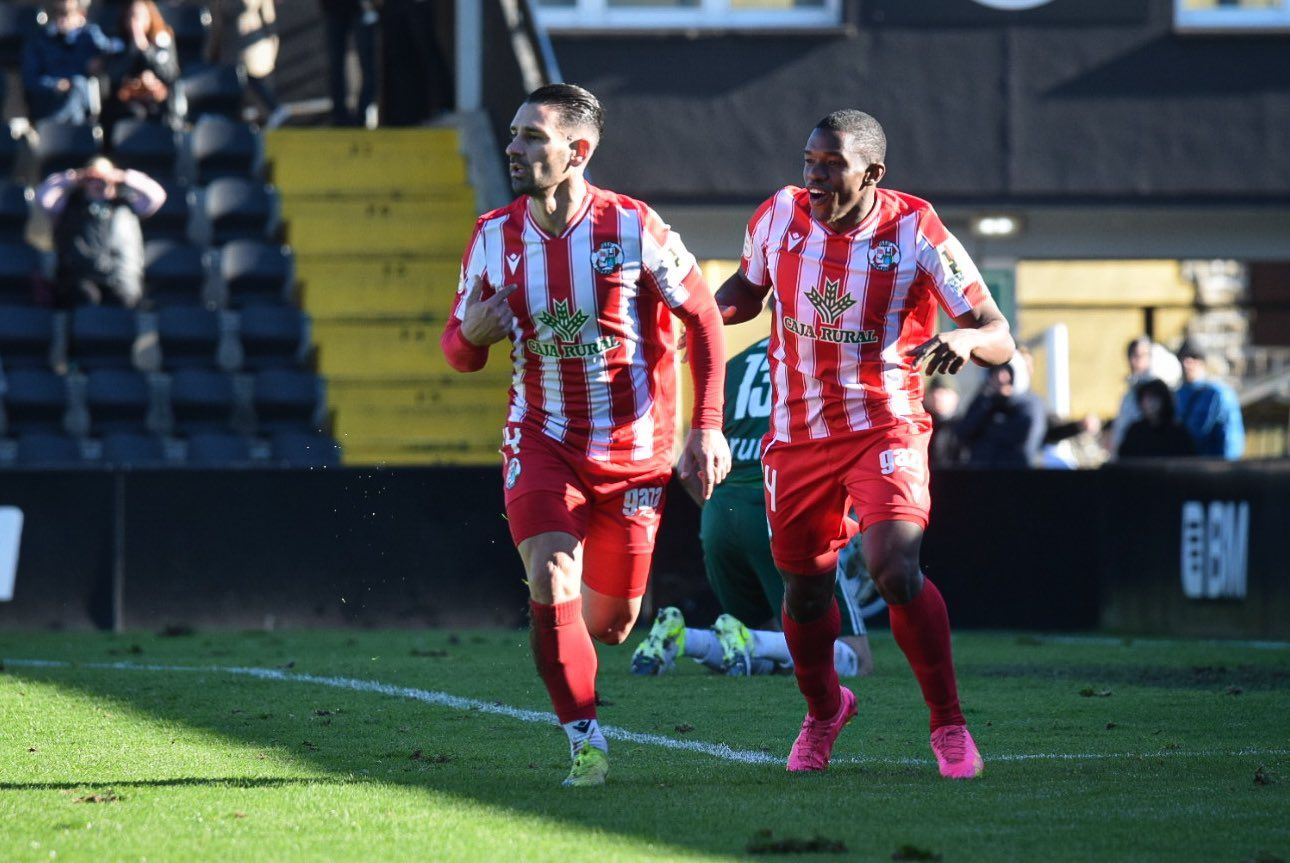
[1,369,70,434]
[85,368,153,433]
[142,179,193,243]
[174,64,245,124]
[33,121,102,178]
[253,369,324,432]
[219,240,292,306]
[184,430,252,465]
[0,183,30,239]
[157,306,220,368]
[0,133,20,180]
[159,3,212,70]
[145,239,210,307]
[0,305,54,368]
[0,5,39,70]
[238,306,307,369]
[270,431,341,468]
[68,306,139,370]
[0,240,42,303]
[168,368,235,432]
[15,431,85,467]
[201,178,277,245]
[101,431,169,467]
[110,119,181,180]
[189,117,261,184]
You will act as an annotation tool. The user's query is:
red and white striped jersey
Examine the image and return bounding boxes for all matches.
[741,186,991,443]
[450,185,716,467]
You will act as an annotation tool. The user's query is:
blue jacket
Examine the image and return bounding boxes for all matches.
[1176,379,1245,459]
[23,24,120,92]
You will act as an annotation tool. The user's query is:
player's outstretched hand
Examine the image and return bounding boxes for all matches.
[907,330,978,376]
[461,276,518,347]
[678,427,731,501]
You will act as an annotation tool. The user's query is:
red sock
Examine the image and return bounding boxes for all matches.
[782,599,842,719]
[888,577,965,731]
[529,598,598,724]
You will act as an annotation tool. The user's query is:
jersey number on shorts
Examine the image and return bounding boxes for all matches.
[503,427,522,455]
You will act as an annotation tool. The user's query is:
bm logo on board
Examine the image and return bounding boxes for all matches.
[1179,500,1249,601]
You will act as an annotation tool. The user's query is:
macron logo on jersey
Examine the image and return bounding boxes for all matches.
[506,253,521,274]
[786,231,805,251]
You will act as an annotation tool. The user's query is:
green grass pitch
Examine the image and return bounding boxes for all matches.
[1,629,1287,862]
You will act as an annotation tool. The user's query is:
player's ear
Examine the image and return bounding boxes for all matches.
[864,162,886,186]
[569,137,593,167]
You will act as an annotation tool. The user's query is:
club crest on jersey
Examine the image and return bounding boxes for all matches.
[869,240,901,272]
[505,457,522,489]
[805,278,857,325]
[592,241,624,275]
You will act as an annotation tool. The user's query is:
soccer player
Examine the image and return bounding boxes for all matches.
[715,110,1014,779]
[631,337,882,679]
[440,84,731,788]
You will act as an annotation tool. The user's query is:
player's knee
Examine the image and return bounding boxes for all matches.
[870,553,922,605]
[783,574,835,622]
[589,624,631,645]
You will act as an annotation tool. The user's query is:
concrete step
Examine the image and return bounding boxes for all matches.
[296,256,461,319]
[312,320,512,380]
[265,128,468,194]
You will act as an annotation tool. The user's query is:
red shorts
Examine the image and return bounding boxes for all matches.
[762,423,931,575]
[501,424,671,599]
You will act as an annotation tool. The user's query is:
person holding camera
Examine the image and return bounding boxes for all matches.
[36,157,167,309]
[957,358,1047,468]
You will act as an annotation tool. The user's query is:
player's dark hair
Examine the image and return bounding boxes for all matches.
[815,110,886,164]
[525,83,605,139]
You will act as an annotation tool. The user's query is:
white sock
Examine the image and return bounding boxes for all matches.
[833,640,859,678]
[682,627,718,660]
[751,629,793,665]
[562,718,607,758]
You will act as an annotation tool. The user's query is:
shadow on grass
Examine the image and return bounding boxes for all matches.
[2,636,836,862]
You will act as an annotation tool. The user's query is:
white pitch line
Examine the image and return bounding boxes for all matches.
[6,659,1288,769]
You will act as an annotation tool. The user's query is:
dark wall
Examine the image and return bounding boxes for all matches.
[549,0,1290,204]
[1,463,1285,638]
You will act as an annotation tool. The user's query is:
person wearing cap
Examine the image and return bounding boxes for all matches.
[1175,339,1245,459]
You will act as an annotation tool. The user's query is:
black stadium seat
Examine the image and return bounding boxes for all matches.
[185,430,252,466]
[169,368,235,432]
[219,240,292,306]
[238,305,306,369]
[157,306,221,368]
[86,369,153,433]
[15,432,85,467]
[190,117,260,184]
[69,306,139,369]
[142,179,193,242]
[175,64,245,124]
[33,121,101,178]
[159,3,212,70]
[145,239,210,307]
[0,241,43,303]
[253,369,323,432]
[0,183,30,239]
[101,431,169,467]
[0,5,39,70]
[270,431,341,468]
[203,178,276,245]
[111,120,181,180]
[0,133,21,180]
[2,369,70,434]
[0,305,54,368]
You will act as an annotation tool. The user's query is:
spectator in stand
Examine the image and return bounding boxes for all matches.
[924,377,964,468]
[23,0,123,123]
[238,0,289,129]
[1013,345,1103,468]
[1111,335,1182,452]
[1175,339,1245,459]
[36,157,167,308]
[957,358,1047,468]
[1117,377,1196,459]
[319,0,378,127]
[103,0,180,133]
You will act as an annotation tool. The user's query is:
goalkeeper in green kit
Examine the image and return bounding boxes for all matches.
[632,337,882,677]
